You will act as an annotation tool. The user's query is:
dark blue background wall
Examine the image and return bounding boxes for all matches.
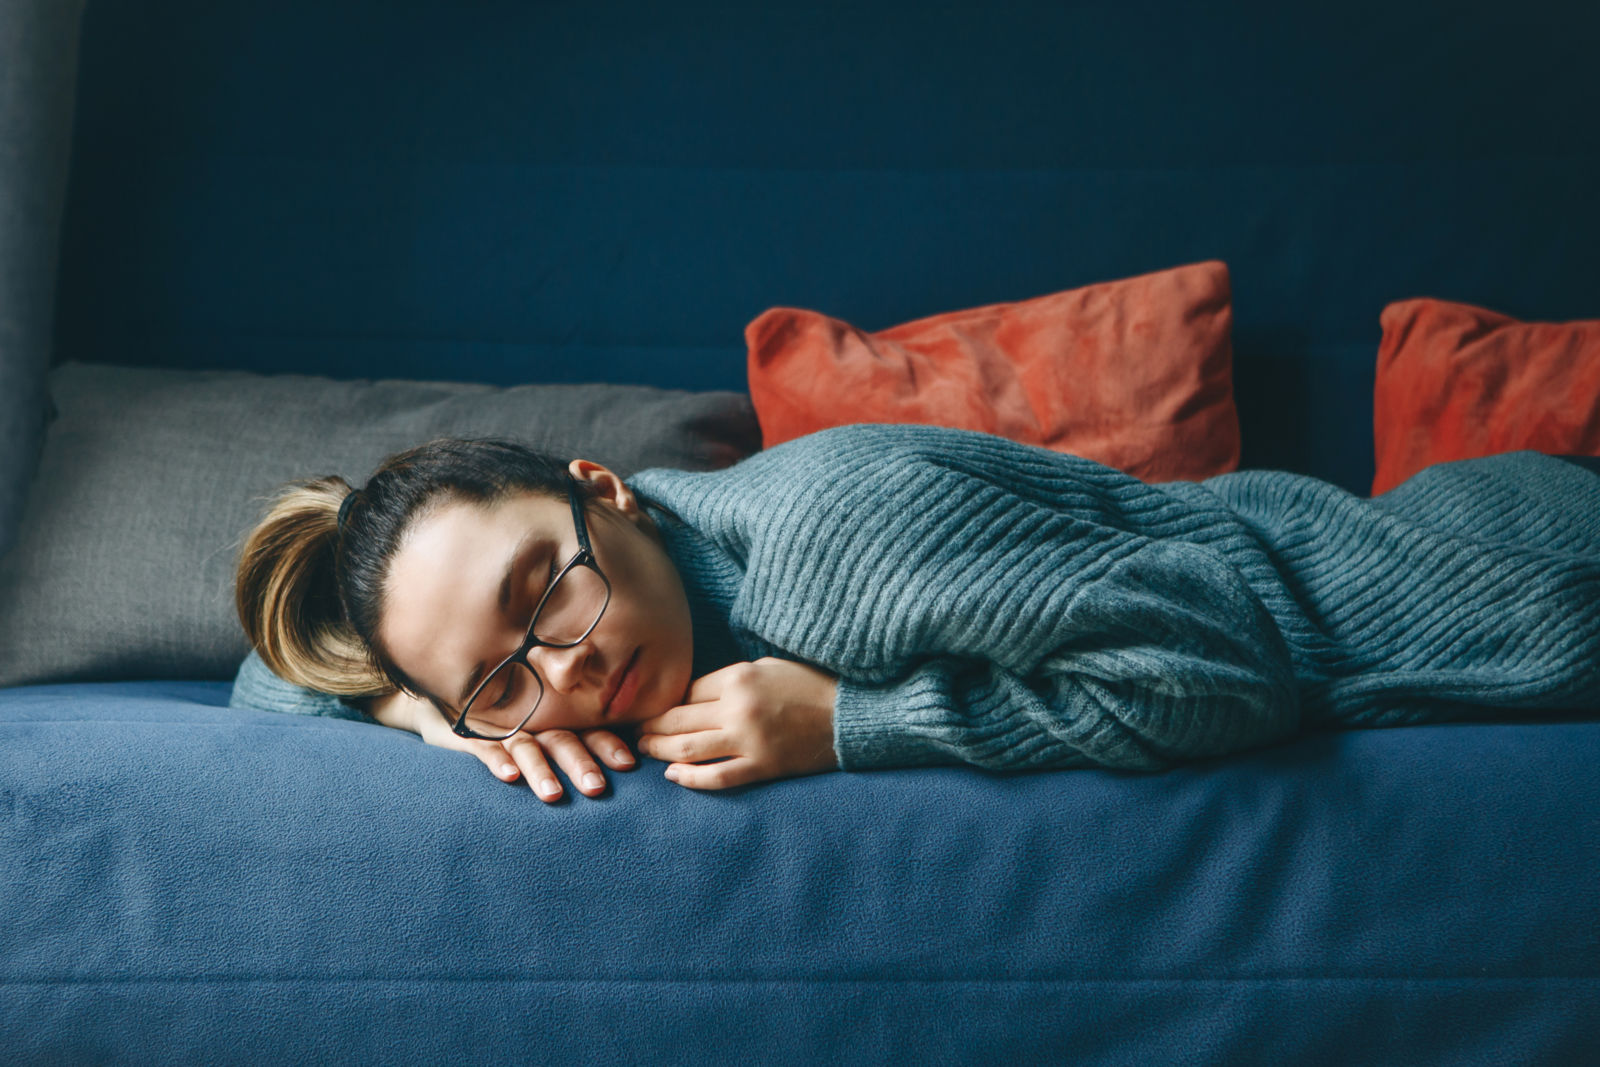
[52,0,1600,492]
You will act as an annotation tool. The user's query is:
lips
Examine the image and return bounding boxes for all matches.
[601,648,642,720]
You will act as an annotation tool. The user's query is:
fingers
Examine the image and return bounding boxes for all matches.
[636,728,736,766]
[500,729,639,803]
[637,719,767,790]
[663,757,761,791]
[414,707,633,802]
[531,729,614,800]
[412,708,525,785]
[577,728,637,771]
[679,661,757,704]
[636,700,730,737]
[465,739,525,785]
[500,733,564,801]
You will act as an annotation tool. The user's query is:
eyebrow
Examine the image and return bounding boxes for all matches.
[453,530,548,711]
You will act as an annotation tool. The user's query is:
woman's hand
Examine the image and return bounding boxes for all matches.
[635,657,838,790]
[366,689,635,803]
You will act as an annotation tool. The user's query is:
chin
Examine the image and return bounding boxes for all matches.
[632,655,691,723]
[622,682,674,725]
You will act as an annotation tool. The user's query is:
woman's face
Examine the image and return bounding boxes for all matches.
[376,460,694,734]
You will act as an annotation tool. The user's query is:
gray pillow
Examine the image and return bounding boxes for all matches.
[0,0,85,559]
[0,361,761,687]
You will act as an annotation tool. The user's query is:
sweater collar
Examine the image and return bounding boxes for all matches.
[642,502,745,678]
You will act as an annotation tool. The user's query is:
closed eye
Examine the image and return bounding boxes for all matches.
[531,555,560,608]
[516,554,563,638]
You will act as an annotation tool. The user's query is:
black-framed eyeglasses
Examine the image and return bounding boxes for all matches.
[449,476,611,741]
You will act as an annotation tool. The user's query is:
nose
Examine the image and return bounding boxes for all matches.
[529,640,594,695]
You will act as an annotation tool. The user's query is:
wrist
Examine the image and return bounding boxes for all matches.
[368,689,422,734]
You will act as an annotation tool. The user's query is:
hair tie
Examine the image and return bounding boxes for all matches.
[336,489,359,535]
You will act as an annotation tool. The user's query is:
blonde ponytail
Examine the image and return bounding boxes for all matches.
[234,477,392,698]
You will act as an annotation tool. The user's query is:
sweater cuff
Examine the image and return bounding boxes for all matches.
[832,674,965,771]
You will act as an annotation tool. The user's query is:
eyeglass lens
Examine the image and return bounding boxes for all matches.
[460,563,609,737]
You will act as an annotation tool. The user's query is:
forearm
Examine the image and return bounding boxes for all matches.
[365,689,427,734]
[834,540,1302,773]
[834,651,1298,773]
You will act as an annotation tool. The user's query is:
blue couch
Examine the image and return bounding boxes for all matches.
[4,1,1599,1063]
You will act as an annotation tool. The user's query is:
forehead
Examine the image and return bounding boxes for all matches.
[377,490,567,687]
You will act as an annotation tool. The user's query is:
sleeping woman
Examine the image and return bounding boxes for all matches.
[230,424,1600,802]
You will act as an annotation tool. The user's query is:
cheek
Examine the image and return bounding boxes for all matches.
[610,549,694,704]
[605,538,687,633]
[610,577,691,664]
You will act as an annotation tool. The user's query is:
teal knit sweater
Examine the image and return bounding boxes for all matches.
[231,425,1600,772]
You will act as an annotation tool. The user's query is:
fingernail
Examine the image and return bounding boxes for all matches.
[537,779,560,797]
[615,750,635,766]
[664,768,680,783]
[501,764,518,778]
[582,772,604,791]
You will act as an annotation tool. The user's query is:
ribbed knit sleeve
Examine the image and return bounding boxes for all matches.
[831,540,1299,771]
[229,649,374,724]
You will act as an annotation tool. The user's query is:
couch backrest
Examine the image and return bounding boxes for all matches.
[51,0,1600,493]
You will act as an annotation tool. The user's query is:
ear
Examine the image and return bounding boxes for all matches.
[567,459,643,517]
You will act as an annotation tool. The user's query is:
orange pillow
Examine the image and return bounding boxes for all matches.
[1372,298,1600,495]
[745,261,1240,482]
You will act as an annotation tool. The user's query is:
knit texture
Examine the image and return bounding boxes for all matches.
[231,649,374,723]
[233,425,1600,772]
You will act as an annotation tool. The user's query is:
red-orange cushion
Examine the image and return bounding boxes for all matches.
[745,261,1240,482]
[1372,298,1600,495]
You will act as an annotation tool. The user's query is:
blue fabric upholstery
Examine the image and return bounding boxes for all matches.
[4,681,1599,1064]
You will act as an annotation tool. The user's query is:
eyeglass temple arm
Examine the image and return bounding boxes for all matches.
[567,475,593,554]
